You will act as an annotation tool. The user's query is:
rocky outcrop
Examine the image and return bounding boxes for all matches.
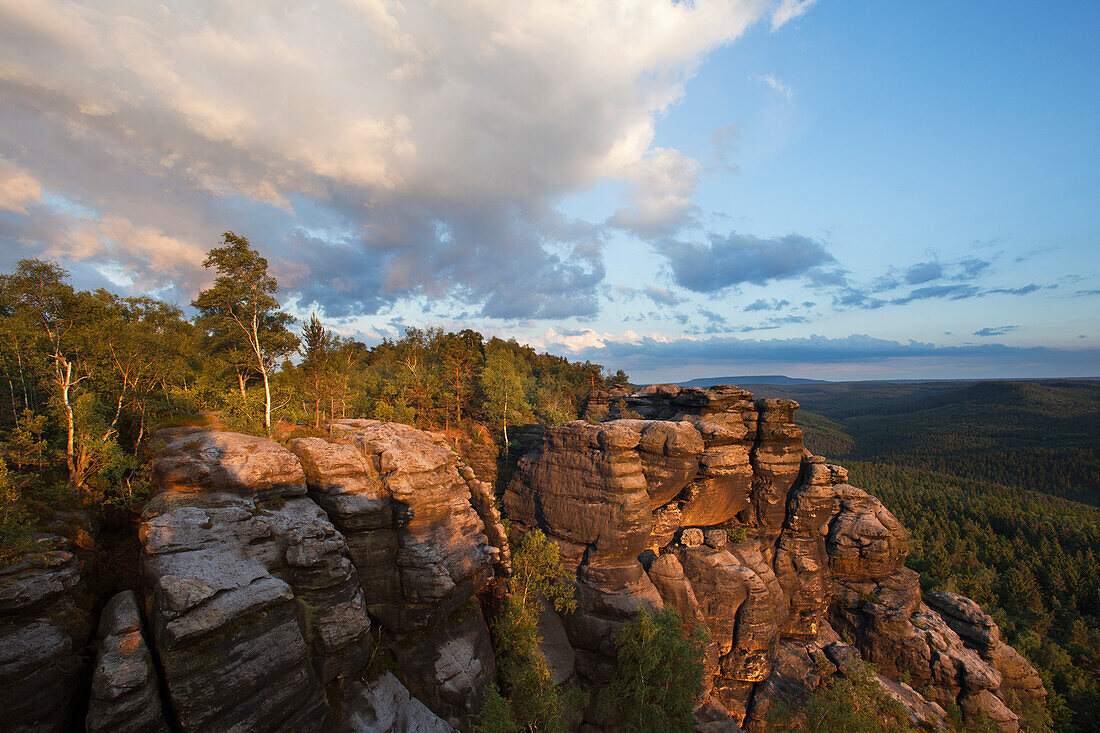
[134,423,500,732]
[86,590,168,733]
[5,385,1047,733]
[505,385,1045,731]
[140,429,373,731]
[0,542,92,732]
[288,420,499,635]
[926,592,1047,706]
[394,604,498,730]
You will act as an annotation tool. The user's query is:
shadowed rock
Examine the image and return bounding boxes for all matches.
[86,590,168,733]
[0,544,92,733]
[140,433,374,732]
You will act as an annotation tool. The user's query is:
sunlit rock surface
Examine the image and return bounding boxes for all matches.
[509,384,1044,731]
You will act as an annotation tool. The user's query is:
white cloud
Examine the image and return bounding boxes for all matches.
[608,147,701,238]
[0,157,43,214]
[771,0,818,31]
[0,1,772,316]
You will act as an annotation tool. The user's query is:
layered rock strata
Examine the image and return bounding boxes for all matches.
[132,424,502,732]
[505,384,1044,731]
[0,541,92,732]
[86,590,168,733]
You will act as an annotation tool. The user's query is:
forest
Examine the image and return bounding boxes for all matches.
[0,235,624,565]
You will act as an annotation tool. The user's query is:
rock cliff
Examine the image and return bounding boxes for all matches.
[509,384,1046,731]
[0,389,1046,732]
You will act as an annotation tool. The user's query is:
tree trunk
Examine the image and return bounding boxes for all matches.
[502,389,509,453]
[135,403,146,455]
[261,366,272,436]
[249,313,273,437]
[236,370,247,403]
[60,359,76,485]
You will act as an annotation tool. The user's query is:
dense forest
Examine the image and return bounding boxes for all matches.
[0,236,623,564]
[757,379,1100,732]
[748,379,1100,504]
[849,464,1100,732]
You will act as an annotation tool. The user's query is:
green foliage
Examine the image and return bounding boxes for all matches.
[5,410,51,469]
[767,661,919,733]
[192,232,299,435]
[472,684,518,733]
[0,458,35,566]
[599,607,708,732]
[486,530,587,733]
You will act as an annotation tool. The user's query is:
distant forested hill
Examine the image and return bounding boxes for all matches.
[746,379,1100,504]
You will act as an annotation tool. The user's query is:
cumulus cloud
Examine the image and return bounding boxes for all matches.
[658,232,836,292]
[0,0,769,317]
[608,148,701,238]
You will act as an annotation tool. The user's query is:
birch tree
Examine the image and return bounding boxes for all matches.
[192,233,297,437]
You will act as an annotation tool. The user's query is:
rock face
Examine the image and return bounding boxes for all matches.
[86,590,168,733]
[6,389,1048,733]
[133,423,499,732]
[340,673,454,733]
[288,420,500,635]
[141,431,372,731]
[505,384,1045,731]
[0,543,92,733]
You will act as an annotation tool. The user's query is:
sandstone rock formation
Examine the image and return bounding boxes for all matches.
[86,590,168,733]
[340,673,454,733]
[4,386,1048,733]
[505,384,1044,731]
[288,420,500,634]
[132,423,500,732]
[0,541,92,733]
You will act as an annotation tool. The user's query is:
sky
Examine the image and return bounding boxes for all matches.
[0,0,1097,382]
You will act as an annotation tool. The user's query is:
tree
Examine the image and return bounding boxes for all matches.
[299,312,334,429]
[1,260,89,486]
[599,607,708,732]
[481,340,530,448]
[486,530,587,732]
[192,233,298,436]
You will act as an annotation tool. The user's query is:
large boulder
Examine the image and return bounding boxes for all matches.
[339,673,453,733]
[151,429,308,498]
[394,605,497,730]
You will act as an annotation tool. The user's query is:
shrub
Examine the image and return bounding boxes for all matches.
[599,606,708,732]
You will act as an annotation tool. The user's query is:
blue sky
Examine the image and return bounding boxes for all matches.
[0,1,1096,381]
